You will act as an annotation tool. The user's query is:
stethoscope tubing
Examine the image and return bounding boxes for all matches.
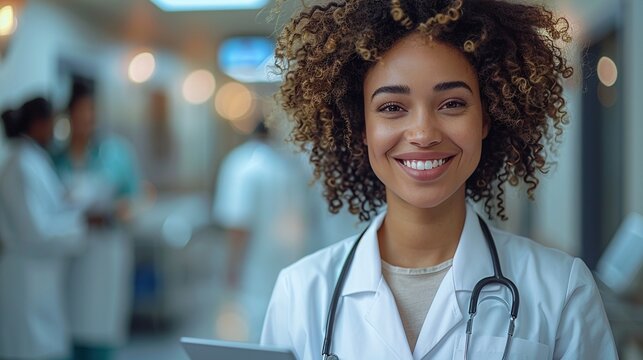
[322,214,520,360]
[471,216,520,319]
[321,225,368,359]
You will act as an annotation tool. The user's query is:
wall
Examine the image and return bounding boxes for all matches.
[0,1,223,192]
[624,0,643,216]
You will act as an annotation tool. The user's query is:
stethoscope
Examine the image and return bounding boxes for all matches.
[321,215,520,360]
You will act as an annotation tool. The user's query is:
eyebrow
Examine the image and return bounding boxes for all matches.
[370,85,410,100]
[434,81,473,93]
[370,81,473,101]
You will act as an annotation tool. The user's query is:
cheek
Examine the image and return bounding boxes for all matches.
[459,133,485,167]
[365,119,398,157]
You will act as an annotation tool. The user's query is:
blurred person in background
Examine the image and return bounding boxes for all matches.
[53,83,141,360]
[212,121,311,342]
[0,96,87,360]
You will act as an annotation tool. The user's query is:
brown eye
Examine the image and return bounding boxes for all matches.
[440,100,466,110]
[378,103,405,112]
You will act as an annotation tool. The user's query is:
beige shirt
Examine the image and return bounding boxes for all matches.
[381,258,453,352]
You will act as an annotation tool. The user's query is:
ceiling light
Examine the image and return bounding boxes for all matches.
[150,0,269,12]
[218,37,279,83]
[0,5,17,36]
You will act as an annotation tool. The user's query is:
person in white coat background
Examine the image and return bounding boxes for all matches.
[0,97,87,360]
[53,82,141,360]
[261,0,618,359]
[213,121,312,342]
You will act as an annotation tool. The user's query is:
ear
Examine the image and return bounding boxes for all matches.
[363,131,368,146]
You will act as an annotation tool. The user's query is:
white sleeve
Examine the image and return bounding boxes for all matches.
[212,158,255,229]
[8,157,86,257]
[261,270,298,356]
[553,258,618,359]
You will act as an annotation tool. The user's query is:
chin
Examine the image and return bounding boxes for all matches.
[388,184,465,211]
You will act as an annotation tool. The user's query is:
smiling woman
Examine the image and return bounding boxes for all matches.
[259,1,618,359]
[363,37,486,216]
[274,0,574,222]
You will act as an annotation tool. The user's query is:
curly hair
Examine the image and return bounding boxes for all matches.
[274,0,573,221]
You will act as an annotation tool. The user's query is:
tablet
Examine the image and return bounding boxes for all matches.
[180,337,297,360]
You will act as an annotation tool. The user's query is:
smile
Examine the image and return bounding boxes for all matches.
[400,157,451,171]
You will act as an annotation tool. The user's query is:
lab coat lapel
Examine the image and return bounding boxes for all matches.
[340,212,413,359]
[413,205,495,359]
[340,212,386,297]
[412,268,461,359]
[365,278,414,360]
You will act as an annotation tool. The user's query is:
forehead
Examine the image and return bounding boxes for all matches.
[363,33,478,91]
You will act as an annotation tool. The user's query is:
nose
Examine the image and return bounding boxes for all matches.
[404,111,442,147]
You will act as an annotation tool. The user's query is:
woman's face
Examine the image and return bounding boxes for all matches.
[363,33,487,211]
[29,116,54,147]
[69,95,96,141]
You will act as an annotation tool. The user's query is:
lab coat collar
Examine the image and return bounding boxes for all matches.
[18,136,55,166]
[340,203,494,297]
[413,205,495,358]
[339,204,497,359]
[340,210,387,296]
[451,204,495,292]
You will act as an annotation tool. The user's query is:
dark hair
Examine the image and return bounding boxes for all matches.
[67,81,94,111]
[275,0,573,221]
[2,97,53,139]
[253,120,270,137]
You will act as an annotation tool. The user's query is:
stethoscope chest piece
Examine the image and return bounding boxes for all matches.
[323,354,339,360]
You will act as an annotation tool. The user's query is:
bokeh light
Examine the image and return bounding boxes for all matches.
[182,69,216,104]
[0,5,17,36]
[214,301,249,342]
[54,117,71,142]
[597,56,618,87]
[128,52,156,83]
[214,82,254,121]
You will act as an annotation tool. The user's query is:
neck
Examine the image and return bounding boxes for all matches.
[24,133,47,148]
[378,187,467,268]
[70,135,89,152]
[69,135,90,164]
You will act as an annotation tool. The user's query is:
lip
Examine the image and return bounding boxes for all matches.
[393,153,456,181]
[393,152,456,161]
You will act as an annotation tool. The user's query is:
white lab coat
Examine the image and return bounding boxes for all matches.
[54,136,139,346]
[0,137,86,359]
[261,205,618,360]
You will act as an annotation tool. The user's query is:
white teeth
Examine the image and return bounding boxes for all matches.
[400,157,449,171]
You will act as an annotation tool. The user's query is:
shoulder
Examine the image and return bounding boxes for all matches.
[16,141,49,171]
[96,134,135,157]
[489,227,597,312]
[278,234,358,292]
[491,226,576,275]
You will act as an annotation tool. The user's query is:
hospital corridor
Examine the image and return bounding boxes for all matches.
[0,0,642,359]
